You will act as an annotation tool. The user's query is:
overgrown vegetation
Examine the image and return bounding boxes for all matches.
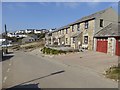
[21,41,45,51]
[41,47,67,55]
[105,66,120,81]
[10,41,45,51]
[10,45,21,51]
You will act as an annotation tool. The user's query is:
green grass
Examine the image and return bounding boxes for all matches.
[105,66,120,81]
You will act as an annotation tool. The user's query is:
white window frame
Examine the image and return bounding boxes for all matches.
[85,21,89,29]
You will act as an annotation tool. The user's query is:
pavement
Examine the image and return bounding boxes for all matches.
[52,50,118,74]
[1,49,118,89]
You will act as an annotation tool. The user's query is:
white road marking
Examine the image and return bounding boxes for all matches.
[7,68,10,72]
[3,76,7,83]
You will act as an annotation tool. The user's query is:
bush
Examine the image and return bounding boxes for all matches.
[41,47,67,55]
[46,48,51,54]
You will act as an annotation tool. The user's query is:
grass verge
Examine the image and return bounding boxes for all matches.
[105,66,120,81]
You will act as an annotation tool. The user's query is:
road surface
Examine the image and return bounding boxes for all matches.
[2,50,118,89]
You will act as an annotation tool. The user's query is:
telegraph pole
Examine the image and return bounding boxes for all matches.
[5,24,8,54]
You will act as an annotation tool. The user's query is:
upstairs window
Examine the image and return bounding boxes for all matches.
[62,30,64,34]
[77,23,80,31]
[100,19,104,27]
[59,30,61,34]
[66,28,68,34]
[49,33,52,36]
[85,21,89,29]
[73,37,76,43]
[72,25,74,32]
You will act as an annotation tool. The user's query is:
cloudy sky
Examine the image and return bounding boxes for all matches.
[2,2,118,33]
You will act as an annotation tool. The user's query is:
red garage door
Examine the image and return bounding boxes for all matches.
[96,39,108,53]
[116,38,120,56]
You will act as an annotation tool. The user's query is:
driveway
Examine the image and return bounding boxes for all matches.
[51,50,118,74]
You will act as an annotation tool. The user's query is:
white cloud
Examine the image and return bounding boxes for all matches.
[55,2,80,8]
[63,2,80,8]
[38,2,80,8]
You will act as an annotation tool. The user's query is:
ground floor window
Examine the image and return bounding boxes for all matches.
[84,36,88,44]
[66,38,68,44]
[73,37,76,43]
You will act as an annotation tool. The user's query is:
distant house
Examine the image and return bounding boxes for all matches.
[7,33,15,37]
[15,30,25,34]
[34,29,42,34]
[22,34,38,44]
[25,29,34,34]
[22,36,35,44]
[0,34,12,47]
[0,38,5,46]
[16,34,27,38]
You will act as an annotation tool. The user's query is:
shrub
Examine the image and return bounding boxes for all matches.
[41,47,67,55]
[53,50,59,55]
[46,48,51,54]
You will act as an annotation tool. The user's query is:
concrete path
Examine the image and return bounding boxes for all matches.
[2,50,118,89]
[52,50,118,74]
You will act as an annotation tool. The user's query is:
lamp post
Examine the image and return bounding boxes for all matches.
[5,24,8,54]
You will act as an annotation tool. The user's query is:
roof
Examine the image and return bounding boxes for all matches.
[54,7,113,32]
[56,24,70,31]
[73,7,110,24]
[94,23,120,37]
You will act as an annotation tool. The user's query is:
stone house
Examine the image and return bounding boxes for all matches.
[45,7,118,52]
[69,7,117,50]
[94,23,120,56]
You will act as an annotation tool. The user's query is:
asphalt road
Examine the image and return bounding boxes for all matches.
[2,51,118,89]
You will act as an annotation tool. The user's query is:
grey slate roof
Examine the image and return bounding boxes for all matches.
[56,7,112,31]
[94,23,120,37]
[73,8,110,24]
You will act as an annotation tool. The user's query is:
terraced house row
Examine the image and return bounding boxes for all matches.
[45,7,120,56]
